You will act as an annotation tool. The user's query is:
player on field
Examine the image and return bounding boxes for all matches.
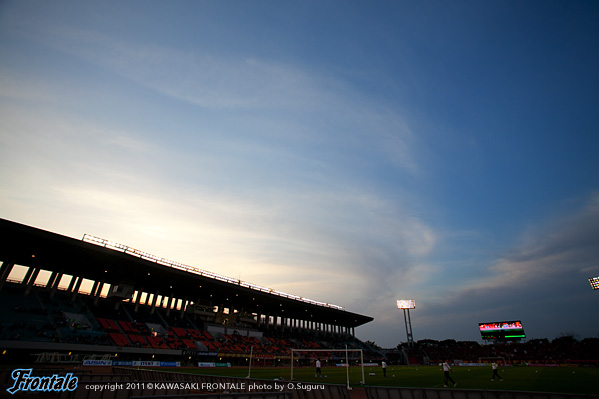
[315,358,322,378]
[442,360,457,387]
[491,362,504,381]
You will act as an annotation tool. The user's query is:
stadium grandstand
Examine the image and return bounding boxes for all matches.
[0,218,380,368]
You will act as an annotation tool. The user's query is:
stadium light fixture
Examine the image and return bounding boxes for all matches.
[396,300,415,309]
[397,299,415,345]
[589,276,599,290]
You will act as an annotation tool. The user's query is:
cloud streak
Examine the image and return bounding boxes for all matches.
[11,18,421,175]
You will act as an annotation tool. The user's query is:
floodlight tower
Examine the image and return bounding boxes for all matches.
[589,276,599,290]
[397,300,415,346]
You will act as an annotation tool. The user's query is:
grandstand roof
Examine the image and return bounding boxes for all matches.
[0,218,373,328]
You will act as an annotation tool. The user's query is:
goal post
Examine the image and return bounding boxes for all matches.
[290,348,365,389]
[479,356,508,365]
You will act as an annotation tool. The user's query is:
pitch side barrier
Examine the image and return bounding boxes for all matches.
[112,368,599,399]
[130,393,293,399]
[364,386,599,399]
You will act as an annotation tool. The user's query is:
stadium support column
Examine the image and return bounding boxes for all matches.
[21,267,36,288]
[0,261,14,291]
[90,280,100,298]
[25,268,41,295]
[166,294,175,316]
[150,290,160,314]
[134,288,144,312]
[49,271,63,299]
[93,280,104,305]
[180,296,188,319]
[46,271,59,290]
[66,275,76,293]
[70,276,83,302]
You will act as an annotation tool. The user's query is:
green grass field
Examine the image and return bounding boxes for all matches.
[170,365,599,395]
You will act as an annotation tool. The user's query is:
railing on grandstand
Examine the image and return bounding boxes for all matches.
[82,234,345,311]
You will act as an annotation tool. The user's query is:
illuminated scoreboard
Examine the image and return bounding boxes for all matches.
[479,320,525,340]
[590,276,599,290]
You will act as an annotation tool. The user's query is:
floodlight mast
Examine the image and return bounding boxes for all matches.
[397,300,415,346]
[403,308,413,345]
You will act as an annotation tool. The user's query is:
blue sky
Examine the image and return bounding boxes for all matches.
[0,1,597,347]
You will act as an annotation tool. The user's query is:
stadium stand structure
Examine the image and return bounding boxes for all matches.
[0,218,380,367]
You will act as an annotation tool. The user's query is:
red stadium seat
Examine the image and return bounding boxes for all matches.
[109,333,130,347]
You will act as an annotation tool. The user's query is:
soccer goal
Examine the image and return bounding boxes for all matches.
[479,356,508,365]
[290,348,365,389]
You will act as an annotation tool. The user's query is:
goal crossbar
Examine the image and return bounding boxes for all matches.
[479,356,508,364]
[290,348,365,388]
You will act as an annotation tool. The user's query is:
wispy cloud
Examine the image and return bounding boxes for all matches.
[479,194,598,289]
[8,18,421,176]
[21,23,329,111]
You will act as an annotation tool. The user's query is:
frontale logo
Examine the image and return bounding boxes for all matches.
[7,369,78,395]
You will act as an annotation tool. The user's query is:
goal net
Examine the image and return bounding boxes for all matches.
[290,348,365,389]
